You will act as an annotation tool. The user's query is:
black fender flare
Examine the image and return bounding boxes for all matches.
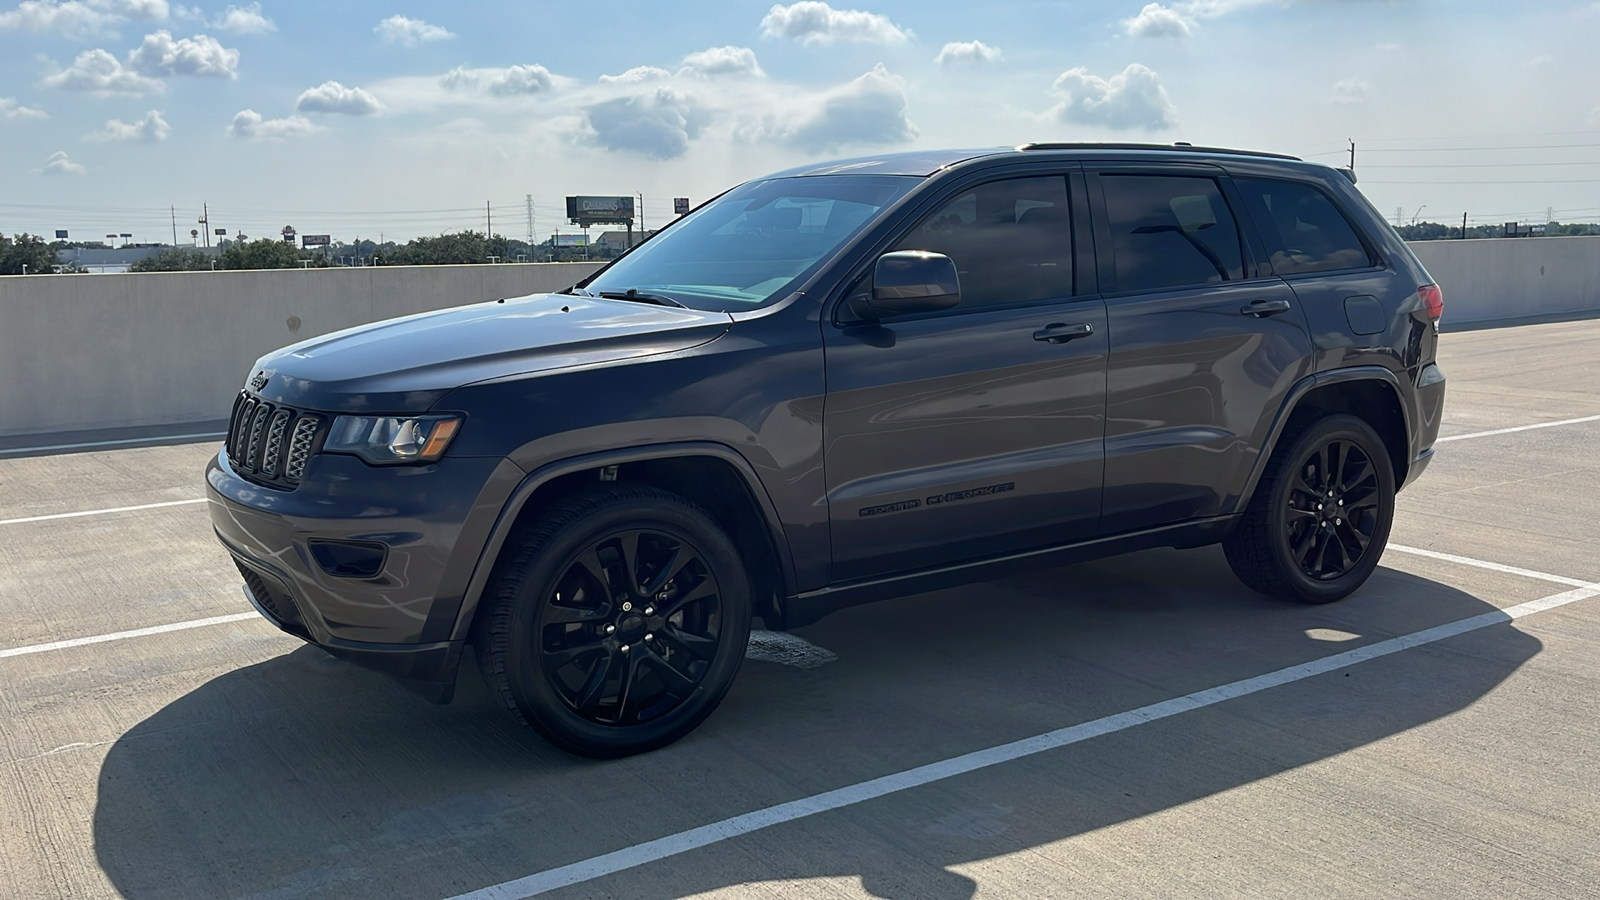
[1231,366,1412,516]
[445,441,797,643]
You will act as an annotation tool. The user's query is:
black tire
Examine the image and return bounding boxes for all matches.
[475,485,752,758]
[1224,414,1396,604]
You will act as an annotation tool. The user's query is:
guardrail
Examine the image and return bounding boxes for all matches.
[1,236,1597,441]
[0,263,601,441]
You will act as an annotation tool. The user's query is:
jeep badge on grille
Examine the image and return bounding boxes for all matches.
[249,370,270,392]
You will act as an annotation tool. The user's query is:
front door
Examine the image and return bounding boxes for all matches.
[1087,168,1314,535]
[823,174,1107,582]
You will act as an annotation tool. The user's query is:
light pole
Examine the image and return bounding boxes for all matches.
[1411,205,1427,226]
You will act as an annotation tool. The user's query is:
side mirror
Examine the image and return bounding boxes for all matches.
[848,251,961,320]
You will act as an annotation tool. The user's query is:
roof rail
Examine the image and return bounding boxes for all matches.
[1014,142,1301,161]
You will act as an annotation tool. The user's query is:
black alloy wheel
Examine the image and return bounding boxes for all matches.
[540,528,724,727]
[1283,437,1383,581]
[477,485,752,758]
[1224,414,1396,604]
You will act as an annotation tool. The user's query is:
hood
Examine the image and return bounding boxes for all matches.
[248,293,732,413]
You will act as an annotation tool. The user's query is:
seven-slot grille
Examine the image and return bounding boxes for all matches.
[227,391,325,487]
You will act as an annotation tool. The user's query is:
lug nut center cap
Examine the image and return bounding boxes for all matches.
[616,614,647,643]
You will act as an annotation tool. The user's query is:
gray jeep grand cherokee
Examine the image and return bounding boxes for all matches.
[208,143,1446,757]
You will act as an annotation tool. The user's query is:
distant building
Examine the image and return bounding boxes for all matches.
[593,229,656,251]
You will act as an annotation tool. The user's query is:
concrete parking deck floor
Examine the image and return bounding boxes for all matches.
[3,319,1599,900]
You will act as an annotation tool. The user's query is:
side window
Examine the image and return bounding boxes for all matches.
[1236,177,1373,275]
[1100,175,1244,292]
[891,175,1072,308]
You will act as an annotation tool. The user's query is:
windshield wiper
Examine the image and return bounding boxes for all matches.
[597,289,686,308]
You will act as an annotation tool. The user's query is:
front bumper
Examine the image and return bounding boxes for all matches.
[207,448,523,703]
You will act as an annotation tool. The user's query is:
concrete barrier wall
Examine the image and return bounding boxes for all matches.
[0,263,600,439]
[1409,235,1600,326]
[1,236,1597,440]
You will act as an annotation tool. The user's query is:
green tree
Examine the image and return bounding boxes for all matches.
[129,248,214,272]
[218,238,329,270]
[384,231,518,266]
[0,233,65,275]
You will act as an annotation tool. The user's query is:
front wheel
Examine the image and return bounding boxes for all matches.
[476,486,752,758]
[1224,414,1396,604]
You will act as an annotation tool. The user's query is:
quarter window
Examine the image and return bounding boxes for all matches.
[1235,177,1373,274]
[1100,175,1244,292]
[891,176,1073,308]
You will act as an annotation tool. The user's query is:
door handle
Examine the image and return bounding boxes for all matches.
[1033,322,1094,343]
[1240,298,1293,317]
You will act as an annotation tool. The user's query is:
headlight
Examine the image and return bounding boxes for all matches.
[324,415,462,465]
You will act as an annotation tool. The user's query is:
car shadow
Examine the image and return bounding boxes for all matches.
[92,546,1541,899]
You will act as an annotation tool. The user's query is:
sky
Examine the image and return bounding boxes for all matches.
[2,0,1597,245]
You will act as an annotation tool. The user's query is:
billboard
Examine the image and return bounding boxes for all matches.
[302,234,331,247]
[550,233,589,247]
[566,195,634,226]
[54,230,68,239]
[214,228,227,236]
[674,197,690,215]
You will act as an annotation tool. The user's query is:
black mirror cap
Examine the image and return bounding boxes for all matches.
[853,250,961,319]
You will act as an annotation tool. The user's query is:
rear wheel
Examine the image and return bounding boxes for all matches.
[1224,414,1395,604]
[476,486,752,758]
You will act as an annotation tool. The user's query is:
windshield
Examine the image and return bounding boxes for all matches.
[581,175,919,310]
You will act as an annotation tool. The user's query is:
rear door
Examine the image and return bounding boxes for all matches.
[822,171,1108,582]
[1087,165,1313,534]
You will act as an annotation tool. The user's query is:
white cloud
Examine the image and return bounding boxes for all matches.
[1123,3,1193,38]
[756,63,916,154]
[212,2,270,34]
[759,1,910,45]
[1331,78,1368,106]
[440,64,554,96]
[87,107,168,140]
[228,108,315,140]
[40,149,86,175]
[1,96,48,120]
[0,0,167,38]
[128,30,238,76]
[1048,63,1176,130]
[375,14,452,47]
[599,66,672,85]
[296,80,381,115]
[934,40,1002,65]
[579,87,707,159]
[39,47,163,93]
[678,45,764,79]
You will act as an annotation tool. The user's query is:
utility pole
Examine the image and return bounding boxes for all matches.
[1348,139,1355,174]
[199,203,210,249]
[1462,212,1468,240]
[637,192,645,238]
[526,194,534,255]
[485,201,492,238]
[170,206,178,247]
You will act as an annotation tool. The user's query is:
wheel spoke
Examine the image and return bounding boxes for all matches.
[1291,524,1320,567]
[544,603,608,625]
[641,545,697,597]
[643,649,698,696]
[1329,441,1348,492]
[543,641,604,670]
[1286,506,1317,525]
[572,650,620,714]
[614,531,644,594]
[1340,458,1375,495]
[662,624,717,661]
[1335,517,1370,555]
[613,651,642,723]
[659,577,718,619]
[568,549,612,602]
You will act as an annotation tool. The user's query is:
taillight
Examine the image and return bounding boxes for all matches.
[1418,284,1444,320]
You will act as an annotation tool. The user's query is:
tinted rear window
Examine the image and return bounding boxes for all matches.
[1235,177,1373,275]
[1101,175,1244,293]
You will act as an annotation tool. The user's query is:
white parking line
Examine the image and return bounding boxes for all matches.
[445,576,1600,900]
[1435,414,1600,443]
[1389,544,1593,588]
[0,613,258,661]
[0,498,207,527]
[0,431,225,456]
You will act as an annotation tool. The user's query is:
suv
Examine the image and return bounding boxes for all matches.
[208,143,1446,757]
